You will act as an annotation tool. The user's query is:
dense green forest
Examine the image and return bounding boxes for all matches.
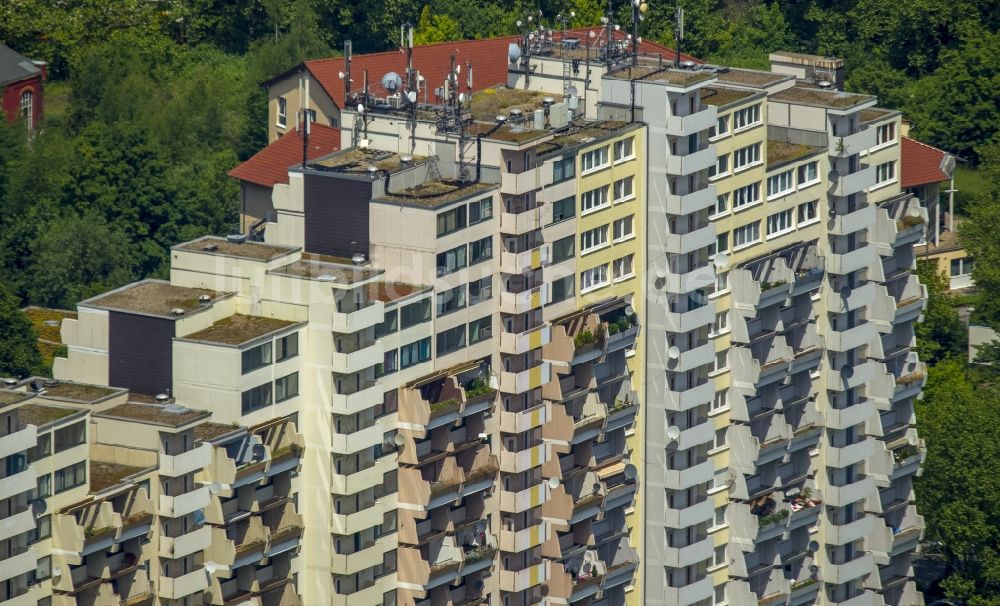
[0,3,999,600]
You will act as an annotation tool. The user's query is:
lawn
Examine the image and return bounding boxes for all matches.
[953,165,985,215]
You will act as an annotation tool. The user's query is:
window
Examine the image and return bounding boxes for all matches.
[798,200,819,224]
[553,157,575,182]
[875,123,895,146]
[712,312,729,335]
[732,104,761,130]
[34,555,51,582]
[54,461,86,493]
[436,245,467,276]
[581,185,610,213]
[36,474,51,499]
[614,137,634,161]
[400,299,431,328]
[732,183,760,210]
[400,338,432,368]
[733,143,761,170]
[876,161,896,184]
[709,154,729,179]
[469,316,492,344]
[550,236,574,263]
[713,428,727,450]
[305,109,317,123]
[436,326,466,356]
[797,161,819,186]
[712,193,729,216]
[551,196,575,223]
[275,373,299,402]
[276,333,298,362]
[950,257,974,276]
[19,90,32,127]
[716,232,729,253]
[242,342,271,374]
[580,146,609,172]
[712,389,728,411]
[376,350,398,377]
[613,215,635,241]
[54,421,85,453]
[580,226,609,253]
[469,236,493,264]
[766,169,794,198]
[767,209,794,237]
[437,206,467,236]
[580,264,609,292]
[375,310,398,338]
[713,115,729,138]
[715,272,729,293]
[242,382,273,413]
[712,351,728,373]
[436,285,466,316]
[30,514,50,543]
[613,255,635,281]
[277,97,287,127]
[551,275,575,303]
[468,198,493,224]
[30,433,51,462]
[732,221,761,249]
[613,176,635,202]
[468,277,492,305]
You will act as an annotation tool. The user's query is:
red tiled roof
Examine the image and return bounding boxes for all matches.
[302,29,697,109]
[228,123,340,188]
[901,136,950,188]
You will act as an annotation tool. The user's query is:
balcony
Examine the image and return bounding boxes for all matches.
[0,547,36,582]
[830,205,877,236]
[891,274,926,325]
[827,243,878,276]
[499,483,548,513]
[160,524,212,559]
[823,553,875,585]
[331,540,384,576]
[330,423,383,455]
[825,400,878,431]
[0,424,36,460]
[662,498,714,529]
[664,302,714,333]
[662,460,714,490]
[829,128,877,158]
[667,146,717,176]
[665,184,717,215]
[331,300,384,334]
[0,509,36,542]
[499,404,548,434]
[160,444,213,477]
[663,534,713,568]
[827,322,874,352]
[663,577,714,606]
[331,501,383,535]
[500,361,551,394]
[667,342,714,374]
[830,165,874,197]
[500,284,548,314]
[664,223,716,255]
[666,106,718,137]
[159,485,211,518]
[501,166,552,195]
[499,443,548,474]
[499,561,548,593]
[500,521,549,552]
[330,380,383,415]
[665,380,714,412]
[500,207,543,235]
[331,341,383,374]
[501,245,550,274]
[0,466,36,501]
[674,418,715,451]
[824,477,877,507]
[500,324,551,355]
[159,567,209,599]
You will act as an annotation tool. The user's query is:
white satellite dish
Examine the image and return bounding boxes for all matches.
[713,252,729,269]
[359,139,370,149]
[208,482,223,495]
[205,562,219,575]
[459,93,467,104]
[666,426,681,442]
[589,31,597,39]
[455,64,461,75]
[407,91,417,103]
[338,71,345,80]
[393,434,405,446]
[357,103,365,114]
[668,346,680,360]
[547,477,560,489]
[655,263,668,279]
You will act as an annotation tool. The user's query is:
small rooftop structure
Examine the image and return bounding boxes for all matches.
[183,314,298,346]
[770,84,874,110]
[174,236,299,262]
[96,402,210,428]
[83,280,226,318]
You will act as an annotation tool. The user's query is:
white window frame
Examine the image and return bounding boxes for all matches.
[580,185,610,215]
[613,215,635,242]
[875,161,897,187]
[612,254,635,282]
[277,96,288,128]
[732,221,761,250]
[19,90,32,127]
[580,264,609,293]
[709,154,730,181]
[580,146,610,174]
[766,169,794,200]
[733,143,762,172]
[732,104,761,132]
[711,193,729,218]
[580,225,609,255]
[709,115,729,141]
[798,200,819,226]
[614,137,635,163]
[732,183,761,211]
[710,311,729,337]
[613,176,635,203]
[797,161,820,188]
[766,208,794,239]
[874,123,896,148]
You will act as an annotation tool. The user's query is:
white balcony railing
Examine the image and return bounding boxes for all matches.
[159,444,213,477]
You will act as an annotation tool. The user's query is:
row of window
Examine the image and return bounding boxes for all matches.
[552,137,636,183]
[580,215,635,254]
[709,103,763,139]
[580,254,636,293]
[242,333,298,374]
[875,160,896,185]
[712,161,820,217]
[435,198,493,237]
[437,236,493,276]
[30,461,87,498]
[434,276,493,317]
[242,372,299,414]
[715,200,819,253]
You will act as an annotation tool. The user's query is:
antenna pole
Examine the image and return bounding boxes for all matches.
[632,1,639,66]
[606,0,614,61]
[674,1,683,67]
[344,40,352,97]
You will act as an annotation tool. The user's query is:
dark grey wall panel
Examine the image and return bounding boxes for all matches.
[108,312,174,396]
[304,174,371,259]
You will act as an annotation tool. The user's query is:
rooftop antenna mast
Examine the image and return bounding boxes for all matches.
[631,0,648,66]
[604,0,614,62]
[674,0,684,67]
[300,76,311,168]
[344,40,352,98]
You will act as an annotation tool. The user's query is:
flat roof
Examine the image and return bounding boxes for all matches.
[702,86,757,108]
[377,180,497,208]
[42,381,121,403]
[23,307,76,343]
[767,140,823,168]
[610,64,714,86]
[535,121,636,158]
[96,402,210,428]
[0,390,33,408]
[471,88,563,123]
[183,314,298,346]
[90,461,150,493]
[194,421,241,442]
[770,84,874,110]
[366,281,431,303]
[312,148,424,175]
[716,69,791,88]
[84,281,224,318]
[860,108,897,124]
[270,258,382,284]
[174,237,299,262]
[17,403,80,426]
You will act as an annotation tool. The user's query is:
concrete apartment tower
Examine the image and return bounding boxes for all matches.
[1,21,924,606]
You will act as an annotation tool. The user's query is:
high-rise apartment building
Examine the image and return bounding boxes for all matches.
[14,22,925,606]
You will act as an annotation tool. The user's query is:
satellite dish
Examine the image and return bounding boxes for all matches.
[566,85,578,97]
[547,477,560,489]
[589,31,597,39]
[381,71,403,93]
[455,64,461,75]
[668,346,681,360]
[838,286,851,299]
[393,433,405,446]
[666,426,681,442]
[205,562,219,575]
[459,93,467,104]
[338,71,345,80]
[357,103,365,114]
[623,464,637,481]
[840,365,854,380]
[52,568,62,579]
[624,305,634,316]
[407,91,417,103]
[358,139,370,149]
[208,482,223,495]
[252,443,267,460]
[30,499,47,517]
[808,542,820,554]
[713,252,729,269]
